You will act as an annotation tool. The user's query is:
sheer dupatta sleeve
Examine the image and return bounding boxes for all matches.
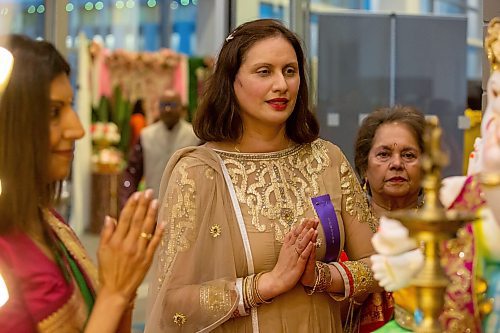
[325,147,380,301]
[145,147,246,333]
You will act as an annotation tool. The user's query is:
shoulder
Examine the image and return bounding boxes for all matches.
[159,146,222,198]
[0,232,31,265]
[309,138,345,167]
[141,122,163,138]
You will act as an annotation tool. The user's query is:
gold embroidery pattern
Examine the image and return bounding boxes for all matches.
[217,140,329,242]
[37,286,88,333]
[441,226,480,332]
[42,209,99,290]
[200,284,232,314]
[450,175,485,211]
[209,224,222,238]
[339,158,378,232]
[173,312,187,326]
[158,162,198,290]
[343,261,376,297]
[205,168,215,180]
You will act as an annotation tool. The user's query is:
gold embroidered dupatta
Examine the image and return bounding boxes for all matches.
[145,147,243,332]
[38,209,99,333]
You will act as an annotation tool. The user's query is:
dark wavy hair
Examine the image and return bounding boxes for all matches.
[354,105,425,181]
[0,34,70,233]
[193,19,319,143]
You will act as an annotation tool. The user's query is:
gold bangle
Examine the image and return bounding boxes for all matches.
[315,262,332,293]
[253,271,272,304]
[246,274,258,308]
[305,262,321,295]
[479,172,500,187]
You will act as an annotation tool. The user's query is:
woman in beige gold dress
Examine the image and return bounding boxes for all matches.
[145,19,380,333]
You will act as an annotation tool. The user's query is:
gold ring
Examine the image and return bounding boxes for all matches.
[294,247,301,256]
[140,232,153,240]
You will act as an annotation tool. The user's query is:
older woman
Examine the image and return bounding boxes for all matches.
[145,19,381,333]
[352,105,425,331]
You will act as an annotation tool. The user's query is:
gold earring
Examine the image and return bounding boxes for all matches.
[363,180,368,193]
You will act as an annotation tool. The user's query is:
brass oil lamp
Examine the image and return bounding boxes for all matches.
[389,116,477,332]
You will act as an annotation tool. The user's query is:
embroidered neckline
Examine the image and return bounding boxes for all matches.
[213,143,302,161]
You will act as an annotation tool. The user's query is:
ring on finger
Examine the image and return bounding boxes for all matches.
[139,232,153,241]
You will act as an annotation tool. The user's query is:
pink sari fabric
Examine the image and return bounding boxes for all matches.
[0,210,97,333]
[441,175,485,332]
[0,231,74,332]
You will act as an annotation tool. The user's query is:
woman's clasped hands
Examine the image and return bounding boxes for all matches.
[97,189,164,307]
[257,218,320,300]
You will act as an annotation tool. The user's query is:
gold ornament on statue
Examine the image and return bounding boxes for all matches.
[388,116,477,333]
[486,17,500,72]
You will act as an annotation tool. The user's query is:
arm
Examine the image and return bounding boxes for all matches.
[119,139,144,210]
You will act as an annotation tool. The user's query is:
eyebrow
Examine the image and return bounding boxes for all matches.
[375,145,418,151]
[252,62,298,68]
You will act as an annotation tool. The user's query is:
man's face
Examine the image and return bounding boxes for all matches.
[159,93,182,129]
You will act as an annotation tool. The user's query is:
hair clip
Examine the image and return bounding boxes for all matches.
[225,33,234,43]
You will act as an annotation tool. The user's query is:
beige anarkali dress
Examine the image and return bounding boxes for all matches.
[145,139,378,333]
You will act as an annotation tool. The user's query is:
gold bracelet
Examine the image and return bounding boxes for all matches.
[479,172,500,187]
[242,276,249,309]
[253,271,272,304]
[245,274,257,308]
[305,262,333,295]
[315,262,332,293]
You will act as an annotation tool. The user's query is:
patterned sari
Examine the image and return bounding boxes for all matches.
[0,209,98,332]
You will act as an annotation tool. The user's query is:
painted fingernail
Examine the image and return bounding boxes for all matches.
[145,189,153,199]
[132,192,140,201]
[151,199,158,209]
[105,216,112,227]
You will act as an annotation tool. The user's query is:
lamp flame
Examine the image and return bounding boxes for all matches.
[0,274,9,308]
[0,46,14,92]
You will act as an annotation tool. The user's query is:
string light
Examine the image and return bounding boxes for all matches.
[116,1,124,9]
[65,3,74,12]
[95,1,104,10]
[147,0,156,8]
